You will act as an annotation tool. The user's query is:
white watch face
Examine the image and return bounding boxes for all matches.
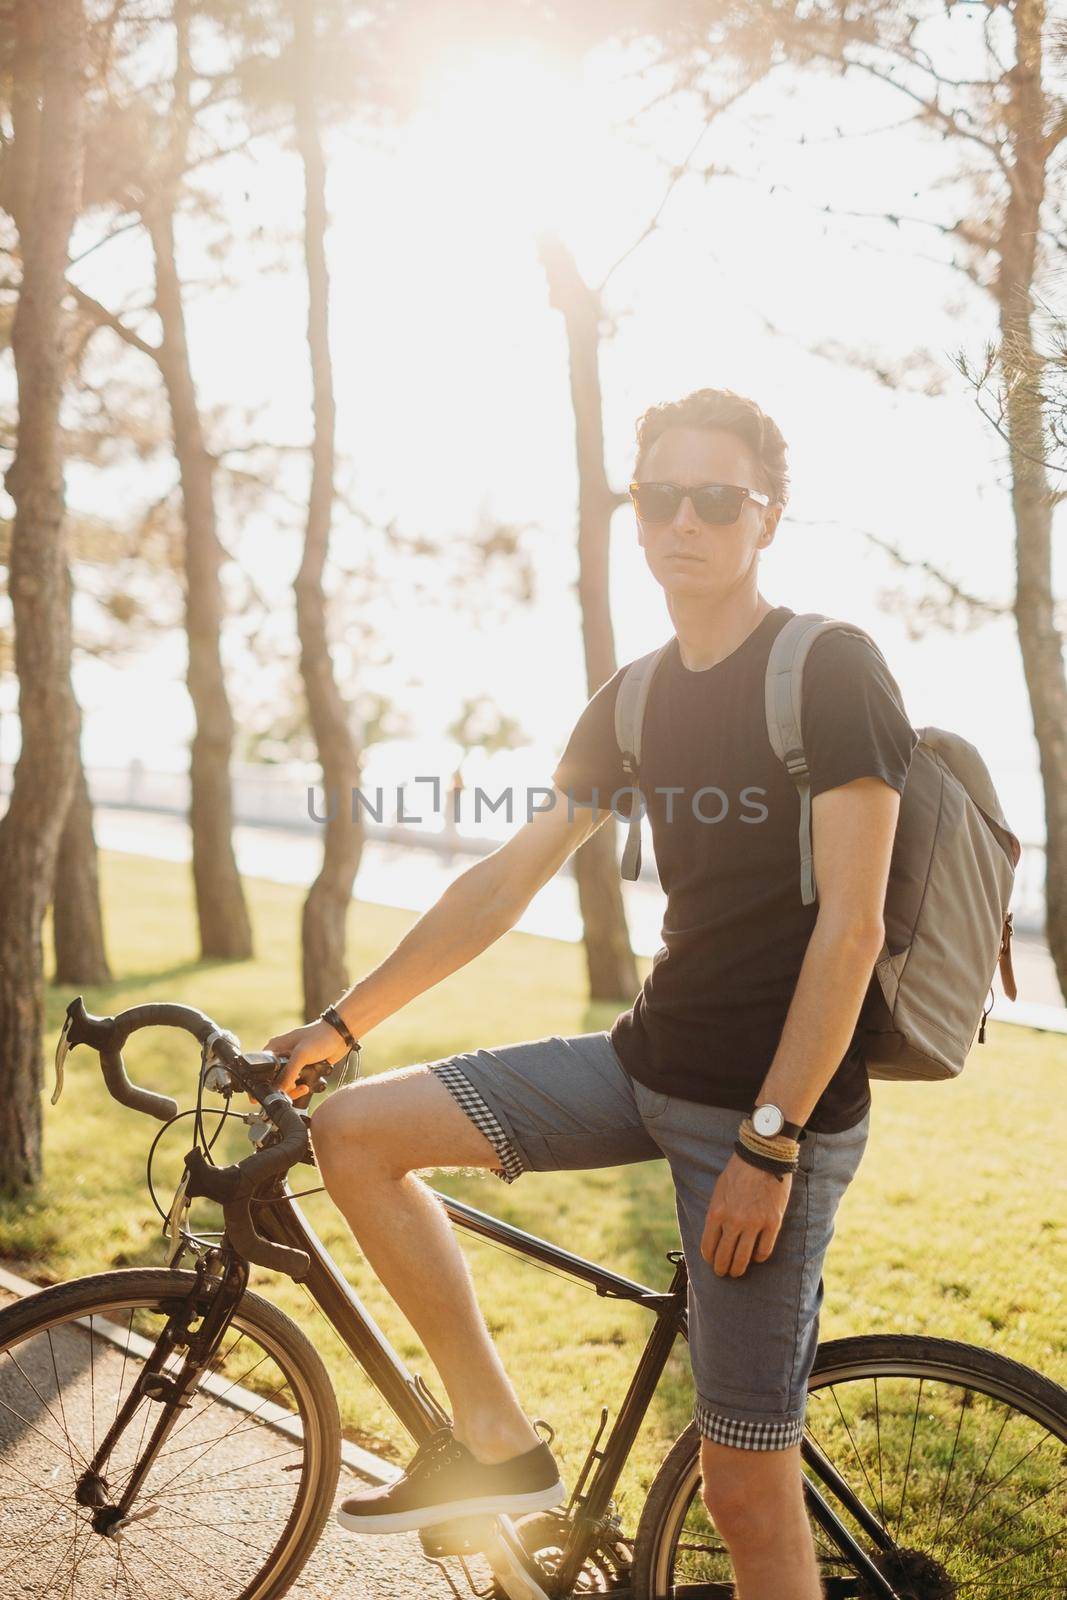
[753,1104,783,1137]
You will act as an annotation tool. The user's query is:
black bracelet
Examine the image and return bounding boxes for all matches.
[320,1005,359,1053]
[733,1138,797,1181]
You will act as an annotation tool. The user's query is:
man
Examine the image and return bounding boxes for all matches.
[266,387,916,1600]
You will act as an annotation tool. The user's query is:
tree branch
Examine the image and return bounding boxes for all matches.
[796,38,1015,193]
[1045,103,1067,161]
[790,515,1007,617]
[972,394,1067,475]
[67,214,141,268]
[597,71,770,296]
[67,283,159,361]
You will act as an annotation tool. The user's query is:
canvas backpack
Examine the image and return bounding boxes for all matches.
[613,612,1021,1083]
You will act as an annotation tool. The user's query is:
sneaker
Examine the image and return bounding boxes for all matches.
[336,1425,565,1535]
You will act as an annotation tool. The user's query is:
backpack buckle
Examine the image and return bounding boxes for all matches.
[784,747,809,779]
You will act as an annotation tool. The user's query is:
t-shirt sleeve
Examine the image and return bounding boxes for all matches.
[800,630,918,799]
[550,667,635,816]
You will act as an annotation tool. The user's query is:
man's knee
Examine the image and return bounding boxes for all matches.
[309,1064,500,1180]
[310,1078,408,1179]
[699,1437,804,1541]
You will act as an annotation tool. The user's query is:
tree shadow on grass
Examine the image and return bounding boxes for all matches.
[45,956,233,1021]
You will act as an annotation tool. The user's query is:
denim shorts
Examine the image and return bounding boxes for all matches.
[427,1031,871,1452]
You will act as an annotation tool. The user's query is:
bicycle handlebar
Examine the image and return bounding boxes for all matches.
[55,994,323,1281]
[56,996,239,1120]
[181,1107,316,1280]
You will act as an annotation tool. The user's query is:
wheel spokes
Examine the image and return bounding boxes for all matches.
[802,1370,1065,1593]
[0,1296,316,1600]
[663,1365,1064,1597]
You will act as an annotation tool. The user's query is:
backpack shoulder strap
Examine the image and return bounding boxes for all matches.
[615,640,673,881]
[765,613,889,905]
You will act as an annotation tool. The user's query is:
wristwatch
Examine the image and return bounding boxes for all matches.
[750,1102,806,1140]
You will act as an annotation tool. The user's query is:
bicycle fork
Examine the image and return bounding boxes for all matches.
[74,1254,247,1538]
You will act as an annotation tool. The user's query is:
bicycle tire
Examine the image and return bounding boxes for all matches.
[630,1333,1067,1599]
[0,1268,342,1600]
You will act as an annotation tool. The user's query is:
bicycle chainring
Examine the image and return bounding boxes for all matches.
[495,1510,633,1595]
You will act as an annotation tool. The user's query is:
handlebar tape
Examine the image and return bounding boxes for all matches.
[63,994,241,1123]
[222,1199,311,1282]
[99,1049,179,1123]
[184,1101,314,1281]
[183,1145,313,1280]
[183,1101,311,1203]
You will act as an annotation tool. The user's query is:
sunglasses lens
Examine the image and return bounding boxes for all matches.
[631,484,750,524]
[691,486,745,524]
[631,484,680,522]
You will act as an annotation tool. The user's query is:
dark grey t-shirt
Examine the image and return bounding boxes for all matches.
[551,605,918,1133]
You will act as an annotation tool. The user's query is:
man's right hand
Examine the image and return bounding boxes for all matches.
[263,1020,353,1100]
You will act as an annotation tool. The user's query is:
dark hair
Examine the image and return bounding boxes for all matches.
[634,387,790,507]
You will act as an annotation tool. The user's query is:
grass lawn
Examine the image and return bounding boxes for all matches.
[3,849,1064,1522]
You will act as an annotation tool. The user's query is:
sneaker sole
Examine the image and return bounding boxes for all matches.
[336,1478,566,1536]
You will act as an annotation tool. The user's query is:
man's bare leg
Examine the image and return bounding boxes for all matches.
[309,1066,541,1463]
[700,1438,823,1600]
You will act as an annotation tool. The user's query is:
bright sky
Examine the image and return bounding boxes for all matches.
[2,18,1056,845]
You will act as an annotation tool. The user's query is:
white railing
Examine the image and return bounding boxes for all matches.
[0,759,1051,934]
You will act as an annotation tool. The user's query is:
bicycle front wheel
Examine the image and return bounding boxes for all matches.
[631,1334,1067,1599]
[0,1268,341,1600]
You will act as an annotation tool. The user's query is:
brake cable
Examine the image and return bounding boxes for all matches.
[145,1106,248,1221]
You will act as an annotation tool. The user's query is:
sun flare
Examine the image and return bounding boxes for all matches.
[402,49,626,252]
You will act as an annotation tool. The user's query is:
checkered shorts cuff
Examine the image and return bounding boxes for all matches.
[694,1399,805,1451]
[429,1062,528,1184]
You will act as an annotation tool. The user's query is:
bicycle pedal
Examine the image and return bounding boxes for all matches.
[418,1515,498,1558]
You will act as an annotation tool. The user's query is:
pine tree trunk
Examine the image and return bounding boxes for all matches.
[292,0,363,1021]
[539,235,639,1002]
[0,0,86,1196]
[998,0,1067,1003]
[52,565,111,986]
[53,716,112,986]
[145,200,252,962]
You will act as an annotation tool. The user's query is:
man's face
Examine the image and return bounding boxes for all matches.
[634,425,782,599]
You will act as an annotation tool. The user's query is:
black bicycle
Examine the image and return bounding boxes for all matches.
[0,997,1063,1599]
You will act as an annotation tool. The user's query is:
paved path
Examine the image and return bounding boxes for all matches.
[0,1279,457,1600]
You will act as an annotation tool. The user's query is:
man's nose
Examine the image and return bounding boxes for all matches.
[671,493,701,533]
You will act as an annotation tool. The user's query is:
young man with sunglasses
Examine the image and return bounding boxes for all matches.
[266,388,915,1600]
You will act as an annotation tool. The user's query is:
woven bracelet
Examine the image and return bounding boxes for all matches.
[738,1118,800,1160]
[733,1138,797,1181]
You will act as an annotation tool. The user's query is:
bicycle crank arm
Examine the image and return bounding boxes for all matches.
[483,1517,551,1600]
[421,1515,551,1599]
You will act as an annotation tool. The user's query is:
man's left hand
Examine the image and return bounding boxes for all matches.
[700,1153,793,1278]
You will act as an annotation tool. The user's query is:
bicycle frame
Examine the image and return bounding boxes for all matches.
[248,1180,902,1600]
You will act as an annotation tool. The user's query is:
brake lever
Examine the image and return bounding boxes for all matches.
[56,996,179,1121]
[165,1166,191,1267]
[51,1013,73,1105]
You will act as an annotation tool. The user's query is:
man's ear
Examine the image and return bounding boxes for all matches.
[758,504,783,549]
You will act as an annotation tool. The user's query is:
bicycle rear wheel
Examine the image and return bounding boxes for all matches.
[630,1334,1067,1598]
[0,1268,341,1600]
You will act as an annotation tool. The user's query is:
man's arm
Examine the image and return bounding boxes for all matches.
[699,774,899,1278]
[266,788,614,1090]
[754,774,899,1125]
[335,789,613,1035]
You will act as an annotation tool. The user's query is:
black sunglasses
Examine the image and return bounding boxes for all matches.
[628,480,771,526]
